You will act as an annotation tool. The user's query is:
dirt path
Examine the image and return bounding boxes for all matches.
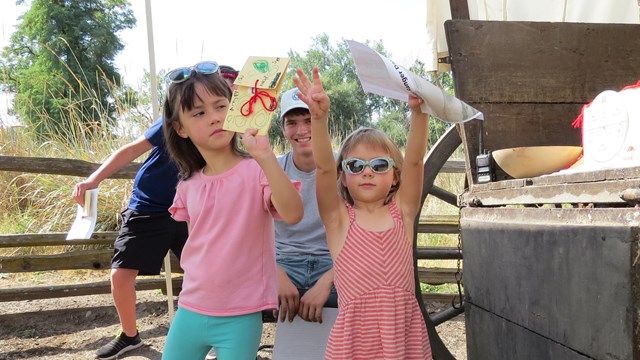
[0,274,466,359]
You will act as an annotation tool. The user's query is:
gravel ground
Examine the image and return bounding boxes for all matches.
[0,273,466,359]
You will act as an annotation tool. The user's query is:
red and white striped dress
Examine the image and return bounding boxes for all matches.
[325,200,432,360]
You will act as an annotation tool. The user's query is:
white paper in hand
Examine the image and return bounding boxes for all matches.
[66,189,98,240]
[273,307,338,360]
[346,39,483,123]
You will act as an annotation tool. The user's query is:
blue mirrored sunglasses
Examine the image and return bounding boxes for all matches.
[166,61,220,84]
[341,157,396,175]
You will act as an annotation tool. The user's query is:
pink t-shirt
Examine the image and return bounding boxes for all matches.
[169,158,299,316]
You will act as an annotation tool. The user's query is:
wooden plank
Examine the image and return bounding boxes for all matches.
[417,214,459,234]
[0,277,183,302]
[0,155,140,178]
[462,208,639,359]
[445,20,640,104]
[0,249,113,272]
[416,246,462,260]
[164,253,184,274]
[440,159,466,174]
[461,167,640,206]
[469,103,583,149]
[444,21,640,184]
[0,232,117,248]
[458,122,477,185]
[421,292,460,304]
[417,267,461,285]
[0,275,457,305]
[471,166,640,190]
[459,103,583,183]
[448,0,470,20]
[466,303,592,360]
[0,156,463,178]
[463,181,633,206]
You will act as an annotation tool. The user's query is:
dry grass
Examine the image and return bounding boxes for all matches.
[0,128,135,237]
[1,98,468,298]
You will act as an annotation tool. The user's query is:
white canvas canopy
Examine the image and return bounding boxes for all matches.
[425,0,640,71]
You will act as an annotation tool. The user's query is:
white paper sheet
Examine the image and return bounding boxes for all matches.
[272,307,338,360]
[66,189,98,240]
[346,40,483,124]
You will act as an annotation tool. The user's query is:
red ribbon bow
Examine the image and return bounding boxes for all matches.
[240,80,278,117]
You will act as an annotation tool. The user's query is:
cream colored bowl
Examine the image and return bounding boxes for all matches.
[492,146,583,178]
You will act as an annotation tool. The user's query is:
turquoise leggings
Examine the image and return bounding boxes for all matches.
[162,307,262,360]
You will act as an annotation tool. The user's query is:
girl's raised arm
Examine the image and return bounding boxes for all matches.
[243,129,303,225]
[397,96,430,220]
[293,68,342,228]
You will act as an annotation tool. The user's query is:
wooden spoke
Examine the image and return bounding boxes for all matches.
[413,125,464,360]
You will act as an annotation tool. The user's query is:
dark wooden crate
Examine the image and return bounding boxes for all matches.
[444,20,640,185]
[461,207,640,360]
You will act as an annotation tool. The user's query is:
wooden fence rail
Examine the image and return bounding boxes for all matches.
[0,155,464,303]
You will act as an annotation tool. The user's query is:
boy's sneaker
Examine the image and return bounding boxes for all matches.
[205,347,217,360]
[95,331,143,359]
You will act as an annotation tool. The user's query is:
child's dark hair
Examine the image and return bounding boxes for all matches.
[163,72,248,180]
[336,127,403,205]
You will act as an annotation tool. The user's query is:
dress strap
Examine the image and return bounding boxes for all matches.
[388,199,402,221]
[345,202,356,224]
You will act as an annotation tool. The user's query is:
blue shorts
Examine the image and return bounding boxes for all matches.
[276,255,338,307]
[162,307,262,360]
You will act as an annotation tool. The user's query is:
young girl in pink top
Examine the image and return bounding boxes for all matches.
[161,62,303,360]
[294,67,433,359]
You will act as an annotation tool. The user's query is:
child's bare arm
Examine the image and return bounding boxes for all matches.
[73,136,152,205]
[243,129,303,225]
[397,95,430,219]
[293,68,341,227]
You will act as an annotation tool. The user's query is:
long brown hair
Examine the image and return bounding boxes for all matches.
[162,72,248,180]
[336,127,403,205]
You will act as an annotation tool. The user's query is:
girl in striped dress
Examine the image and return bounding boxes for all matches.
[293,67,433,359]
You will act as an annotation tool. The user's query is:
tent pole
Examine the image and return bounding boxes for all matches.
[144,0,175,323]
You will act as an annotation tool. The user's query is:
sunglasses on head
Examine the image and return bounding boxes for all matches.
[166,61,220,84]
[341,157,396,175]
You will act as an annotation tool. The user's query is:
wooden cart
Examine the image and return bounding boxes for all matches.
[416,4,640,359]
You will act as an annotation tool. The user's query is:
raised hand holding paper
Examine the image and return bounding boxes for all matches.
[66,188,98,240]
[223,56,290,135]
[346,40,483,123]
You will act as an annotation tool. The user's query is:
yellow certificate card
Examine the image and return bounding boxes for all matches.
[223,56,290,135]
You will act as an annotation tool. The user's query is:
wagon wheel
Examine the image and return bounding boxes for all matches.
[413,125,464,360]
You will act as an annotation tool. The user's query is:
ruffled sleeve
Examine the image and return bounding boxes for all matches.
[261,170,301,221]
[168,181,190,222]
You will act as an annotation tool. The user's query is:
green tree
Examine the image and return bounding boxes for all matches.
[270,34,390,146]
[114,68,167,124]
[375,107,409,148]
[268,34,454,150]
[0,0,135,140]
